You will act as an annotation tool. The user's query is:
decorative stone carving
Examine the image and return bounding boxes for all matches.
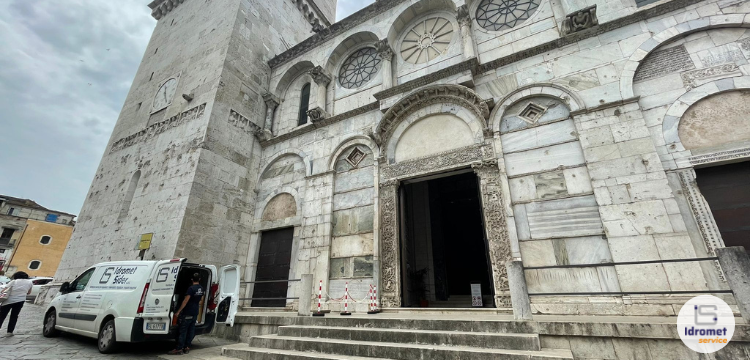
[457,4,471,28]
[110,103,206,153]
[262,93,280,134]
[378,179,400,308]
[681,64,741,91]
[377,84,490,147]
[380,145,488,181]
[228,110,263,139]
[687,147,750,166]
[678,169,725,282]
[149,0,186,20]
[306,107,328,122]
[288,0,331,32]
[375,39,394,61]
[472,159,512,307]
[518,102,547,123]
[562,5,598,35]
[309,66,332,85]
[740,37,750,51]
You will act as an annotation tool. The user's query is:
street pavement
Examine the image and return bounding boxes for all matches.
[0,302,236,359]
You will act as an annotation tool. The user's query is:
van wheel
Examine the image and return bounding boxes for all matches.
[98,319,118,354]
[42,310,59,337]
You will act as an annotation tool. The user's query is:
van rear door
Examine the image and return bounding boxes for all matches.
[216,265,240,326]
[142,259,183,334]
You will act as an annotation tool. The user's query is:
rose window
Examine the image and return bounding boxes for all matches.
[475,0,541,32]
[400,17,454,65]
[338,47,382,89]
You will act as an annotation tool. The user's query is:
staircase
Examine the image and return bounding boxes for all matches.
[221,316,573,360]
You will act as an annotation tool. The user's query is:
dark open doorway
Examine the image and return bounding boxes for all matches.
[695,161,750,253]
[400,171,494,308]
[252,227,294,307]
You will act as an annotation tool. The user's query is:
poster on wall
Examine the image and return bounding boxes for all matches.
[471,283,482,307]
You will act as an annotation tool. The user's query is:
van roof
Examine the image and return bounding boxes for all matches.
[88,259,185,268]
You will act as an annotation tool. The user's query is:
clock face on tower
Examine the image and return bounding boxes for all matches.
[152,78,177,112]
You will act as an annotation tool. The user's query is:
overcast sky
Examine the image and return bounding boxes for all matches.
[0,0,373,216]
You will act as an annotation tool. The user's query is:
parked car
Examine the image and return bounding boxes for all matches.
[43,259,240,353]
[28,277,54,300]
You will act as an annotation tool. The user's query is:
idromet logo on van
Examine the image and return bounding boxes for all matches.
[88,265,149,291]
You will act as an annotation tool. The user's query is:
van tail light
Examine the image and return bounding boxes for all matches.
[137,282,150,314]
[208,283,219,310]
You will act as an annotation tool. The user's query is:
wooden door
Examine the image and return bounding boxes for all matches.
[695,162,750,252]
[252,227,294,307]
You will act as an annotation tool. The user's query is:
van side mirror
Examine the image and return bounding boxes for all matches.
[60,282,70,294]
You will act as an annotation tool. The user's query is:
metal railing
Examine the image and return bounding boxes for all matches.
[0,238,12,248]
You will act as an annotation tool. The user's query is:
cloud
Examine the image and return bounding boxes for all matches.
[337,0,376,21]
[0,0,372,216]
[0,0,155,215]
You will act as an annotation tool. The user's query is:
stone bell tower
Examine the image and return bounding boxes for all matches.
[52,0,337,283]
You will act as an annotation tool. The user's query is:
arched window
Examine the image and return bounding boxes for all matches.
[298,83,311,126]
[29,260,41,270]
[40,236,51,245]
[119,170,141,218]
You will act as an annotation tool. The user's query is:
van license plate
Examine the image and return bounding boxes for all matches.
[146,323,166,330]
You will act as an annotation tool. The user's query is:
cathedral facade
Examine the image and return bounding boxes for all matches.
[54,0,750,316]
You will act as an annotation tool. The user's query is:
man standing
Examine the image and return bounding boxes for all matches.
[168,273,204,355]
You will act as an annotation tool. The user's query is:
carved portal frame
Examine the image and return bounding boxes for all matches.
[375,84,512,308]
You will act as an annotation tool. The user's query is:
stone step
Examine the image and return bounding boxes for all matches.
[277,325,541,351]
[222,343,393,360]
[235,314,536,333]
[249,335,574,360]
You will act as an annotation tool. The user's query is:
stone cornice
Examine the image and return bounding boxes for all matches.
[292,0,331,32]
[148,0,186,20]
[269,0,408,69]
[373,58,479,101]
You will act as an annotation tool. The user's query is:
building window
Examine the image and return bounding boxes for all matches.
[0,228,14,239]
[298,83,311,126]
[7,208,14,215]
[40,236,52,245]
[475,0,541,32]
[45,214,58,223]
[338,47,381,89]
[28,260,41,270]
[400,17,454,64]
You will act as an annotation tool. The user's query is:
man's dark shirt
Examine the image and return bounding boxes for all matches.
[183,284,204,316]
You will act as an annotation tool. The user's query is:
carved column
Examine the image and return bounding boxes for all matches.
[308,66,331,122]
[378,179,401,308]
[262,93,279,137]
[375,40,394,90]
[457,5,476,60]
[472,159,512,307]
[678,169,726,281]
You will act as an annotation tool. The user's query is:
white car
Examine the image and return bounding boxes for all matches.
[29,277,54,300]
[43,259,240,353]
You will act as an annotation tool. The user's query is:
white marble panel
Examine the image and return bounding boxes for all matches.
[509,175,537,203]
[501,120,577,154]
[525,195,604,239]
[505,142,586,177]
[563,167,593,195]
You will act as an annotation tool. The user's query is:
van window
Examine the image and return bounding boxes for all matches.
[70,268,95,292]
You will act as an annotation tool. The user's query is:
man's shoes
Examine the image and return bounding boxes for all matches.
[183,347,190,354]
[167,349,183,355]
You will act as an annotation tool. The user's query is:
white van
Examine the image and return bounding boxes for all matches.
[42,259,240,353]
